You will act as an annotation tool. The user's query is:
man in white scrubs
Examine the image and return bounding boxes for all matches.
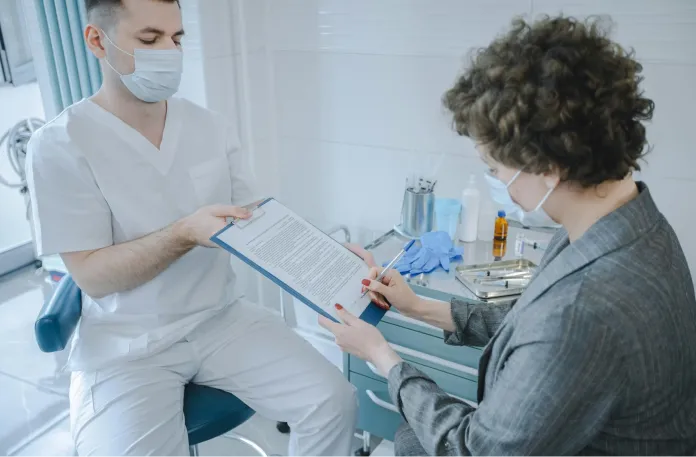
[26,0,357,454]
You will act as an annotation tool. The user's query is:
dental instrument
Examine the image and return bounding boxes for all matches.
[473,278,530,288]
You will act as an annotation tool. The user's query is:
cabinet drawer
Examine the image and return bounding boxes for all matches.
[351,372,403,441]
[350,355,478,405]
[376,319,482,377]
[382,309,449,339]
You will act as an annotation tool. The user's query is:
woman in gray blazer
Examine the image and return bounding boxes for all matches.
[320,15,696,456]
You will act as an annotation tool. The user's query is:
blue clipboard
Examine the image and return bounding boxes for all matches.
[211,198,387,325]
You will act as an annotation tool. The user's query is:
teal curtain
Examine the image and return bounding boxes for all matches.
[32,0,102,114]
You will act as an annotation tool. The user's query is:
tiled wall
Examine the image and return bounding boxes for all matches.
[175,0,207,106]
[191,0,696,318]
[536,0,696,276]
[230,0,696,262]
[183,0,282,310]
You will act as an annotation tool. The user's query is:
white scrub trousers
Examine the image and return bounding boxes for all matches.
[69,301,358,456]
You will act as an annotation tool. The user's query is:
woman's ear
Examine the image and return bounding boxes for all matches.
[543,167,562,189]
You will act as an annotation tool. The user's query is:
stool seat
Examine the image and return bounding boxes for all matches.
[184,384,255,446]
[35,275,265,455]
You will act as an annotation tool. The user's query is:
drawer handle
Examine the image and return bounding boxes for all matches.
[366,348,478,378]
[386,309,441,332]
[366,389,399,413]
[389,343,478,377]
[366,388,478,411]
[364,363,479,409]
[366,361,383,377]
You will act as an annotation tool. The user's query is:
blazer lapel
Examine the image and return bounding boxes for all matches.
[476,231,566,401]
[477,183,660,402]
[513,182,660,311]
[477,338,493,402]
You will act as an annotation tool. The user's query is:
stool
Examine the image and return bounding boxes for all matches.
[35,275,268,456]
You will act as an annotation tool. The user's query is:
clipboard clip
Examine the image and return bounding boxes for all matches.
[228,200,266,228]
[234,208,265,228]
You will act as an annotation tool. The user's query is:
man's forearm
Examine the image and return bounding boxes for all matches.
[408,299,457,332]
[62,221,195,298]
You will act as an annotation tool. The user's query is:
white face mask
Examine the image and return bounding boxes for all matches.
[102,32,183,103]
[483,170,559,227]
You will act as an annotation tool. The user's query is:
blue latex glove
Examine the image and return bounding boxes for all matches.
[387,231,464,275]
[394,247,419,273]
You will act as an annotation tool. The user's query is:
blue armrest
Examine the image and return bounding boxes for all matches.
[35,275,82,353]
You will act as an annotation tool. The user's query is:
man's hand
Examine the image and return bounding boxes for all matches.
[176,204,252,248]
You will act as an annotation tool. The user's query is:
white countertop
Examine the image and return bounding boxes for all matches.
[366,225,555,304]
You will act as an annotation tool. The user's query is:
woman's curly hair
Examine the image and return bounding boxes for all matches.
[444,15,655,187]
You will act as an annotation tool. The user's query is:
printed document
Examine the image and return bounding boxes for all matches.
[211,199,386,324]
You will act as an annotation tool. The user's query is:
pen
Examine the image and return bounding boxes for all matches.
[362,240,416,298]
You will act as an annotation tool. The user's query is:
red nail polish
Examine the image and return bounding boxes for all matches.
[335,304,343,310]
[361,279,371,287]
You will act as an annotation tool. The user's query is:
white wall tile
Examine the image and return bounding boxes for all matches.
[277,137,488,233]
[269,0,533,56]
[532,0,696,64]
[235,0,270,55]
[177,0,207,107]
[273,51,471,157]
[180,0,203,56]
[202,55,238,120]
[194,0,696,294]
[246,51,274,142]
[639,63,696,181]
[252,138,280,197]
[196,0,236,59]
[177,55,207,106]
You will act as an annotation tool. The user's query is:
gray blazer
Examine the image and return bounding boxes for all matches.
[388,182,696,455]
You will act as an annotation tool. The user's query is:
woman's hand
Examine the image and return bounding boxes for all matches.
[319,305,402,377]
[363,268,423,317]
[343,243,377,268]
[344,243,390,309]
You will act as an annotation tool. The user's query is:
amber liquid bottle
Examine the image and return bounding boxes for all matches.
[492,239,507,260]
[494,210,508,241]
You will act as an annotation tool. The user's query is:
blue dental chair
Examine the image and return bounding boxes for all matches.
[34,275,268,456]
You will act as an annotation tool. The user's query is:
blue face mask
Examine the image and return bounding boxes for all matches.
[102,32,183,103]
[483,170,559,228]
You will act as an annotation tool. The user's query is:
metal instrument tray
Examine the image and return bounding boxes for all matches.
[455,259,537,299]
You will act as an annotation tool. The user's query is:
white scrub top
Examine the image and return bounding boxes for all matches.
[26,98,259,371]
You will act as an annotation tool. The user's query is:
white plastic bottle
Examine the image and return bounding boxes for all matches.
[459,174,480,242]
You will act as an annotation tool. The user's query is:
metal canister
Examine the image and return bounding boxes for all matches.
[400,188,435,237]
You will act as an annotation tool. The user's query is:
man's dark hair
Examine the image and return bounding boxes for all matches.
[86,0,180,29]
[443,15,655,187]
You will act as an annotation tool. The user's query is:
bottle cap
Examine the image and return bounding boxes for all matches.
[498,210,506,218]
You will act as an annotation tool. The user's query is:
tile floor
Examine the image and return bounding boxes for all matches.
[0,267,392,456]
